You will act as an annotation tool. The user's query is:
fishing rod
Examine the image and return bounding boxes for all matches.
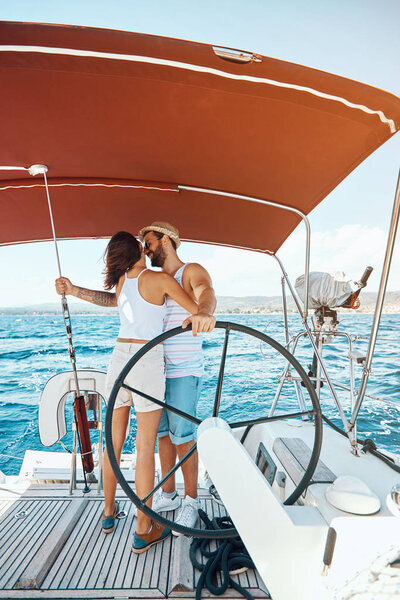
[29,164,93,493]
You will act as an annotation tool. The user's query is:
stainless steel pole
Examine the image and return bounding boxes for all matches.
[350,170,400,428]
[42,170,81,397]
[29,165,90,492]
[281,277,290,347]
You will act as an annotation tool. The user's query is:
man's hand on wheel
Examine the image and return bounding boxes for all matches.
[182,313,216,336]
[55,277,74,296]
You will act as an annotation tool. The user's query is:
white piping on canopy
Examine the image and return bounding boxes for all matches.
[0,44,396,133]
[0,182,179,193]
[0,166,29,171]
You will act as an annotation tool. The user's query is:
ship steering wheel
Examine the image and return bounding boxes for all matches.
[105,321,322,539]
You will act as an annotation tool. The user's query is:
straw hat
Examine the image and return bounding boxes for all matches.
[138,221,181,248]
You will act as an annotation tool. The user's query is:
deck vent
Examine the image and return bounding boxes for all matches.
[212,46,262,64]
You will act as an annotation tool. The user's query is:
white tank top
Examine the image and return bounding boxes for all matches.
[117,270,167,340]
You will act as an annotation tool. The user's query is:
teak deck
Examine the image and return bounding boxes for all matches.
[0,486,269,599]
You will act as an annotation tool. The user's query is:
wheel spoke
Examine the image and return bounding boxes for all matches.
[120,383,202,425]
[141,444,197,504]
[229,409,314,429]
[213,327,230,417]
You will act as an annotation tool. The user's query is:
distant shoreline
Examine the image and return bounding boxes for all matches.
[1,291,399,316]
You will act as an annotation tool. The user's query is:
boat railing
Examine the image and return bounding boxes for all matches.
[262,168,400,452]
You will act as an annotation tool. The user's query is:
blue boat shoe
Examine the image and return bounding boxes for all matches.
[132,520,170,553]
[102,501,119,534]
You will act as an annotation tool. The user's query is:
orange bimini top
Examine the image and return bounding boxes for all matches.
[0,21,399,252]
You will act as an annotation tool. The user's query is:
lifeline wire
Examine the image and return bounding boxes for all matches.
[0,453,24,460]
[42,169,90,492]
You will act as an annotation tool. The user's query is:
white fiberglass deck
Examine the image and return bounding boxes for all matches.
[0,485,269,599]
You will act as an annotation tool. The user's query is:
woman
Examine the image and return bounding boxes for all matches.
[102,231,198,553]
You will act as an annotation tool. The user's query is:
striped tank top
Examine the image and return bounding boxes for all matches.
[163,264,204,378]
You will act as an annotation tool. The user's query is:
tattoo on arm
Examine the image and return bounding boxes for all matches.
[76,287,117,307]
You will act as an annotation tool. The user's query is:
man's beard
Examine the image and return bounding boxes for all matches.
[150,244,166,267]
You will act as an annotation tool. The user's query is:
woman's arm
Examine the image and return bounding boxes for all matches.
[55,277,117,307]
[162,274,198,315]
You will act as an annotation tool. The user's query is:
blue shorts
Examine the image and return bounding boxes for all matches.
[157,376,202,445]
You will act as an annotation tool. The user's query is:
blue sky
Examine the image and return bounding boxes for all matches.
[1,0,399,305]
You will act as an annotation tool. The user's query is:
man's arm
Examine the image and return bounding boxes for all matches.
[181,264,216,335]
[55,277,117,307]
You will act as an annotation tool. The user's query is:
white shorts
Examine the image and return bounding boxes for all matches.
[105,342,165,412]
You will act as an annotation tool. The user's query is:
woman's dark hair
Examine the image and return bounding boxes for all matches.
[103,231,141,290]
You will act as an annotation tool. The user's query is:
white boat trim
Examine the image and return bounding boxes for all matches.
[0,182,179,193]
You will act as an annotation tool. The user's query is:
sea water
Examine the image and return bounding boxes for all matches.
[0,313,399,475]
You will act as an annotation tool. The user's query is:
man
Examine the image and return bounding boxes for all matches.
[55,221,216,532]
[138,222,216,532]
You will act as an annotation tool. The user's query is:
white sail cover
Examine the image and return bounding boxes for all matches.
[295,272,357,309]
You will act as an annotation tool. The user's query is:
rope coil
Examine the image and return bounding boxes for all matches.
[190,509,259,600]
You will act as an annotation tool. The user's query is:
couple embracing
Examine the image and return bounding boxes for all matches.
[56,221,216,553]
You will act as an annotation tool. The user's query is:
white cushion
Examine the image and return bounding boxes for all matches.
[325,475,380,515]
